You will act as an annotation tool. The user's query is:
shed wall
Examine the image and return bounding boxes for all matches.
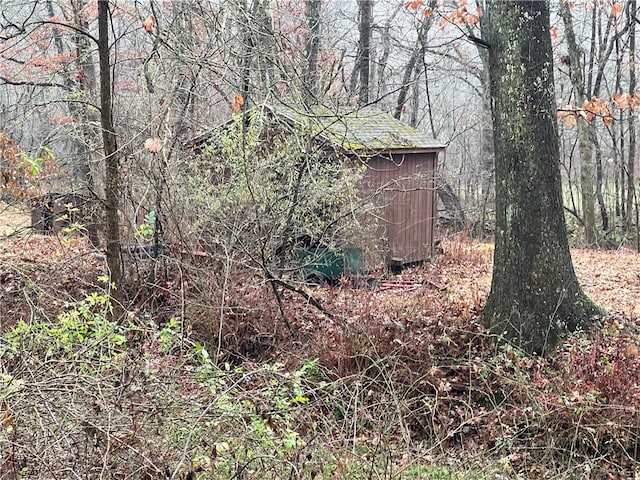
[361,152,437,264]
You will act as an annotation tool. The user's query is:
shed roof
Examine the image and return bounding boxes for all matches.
[271,104,447,153]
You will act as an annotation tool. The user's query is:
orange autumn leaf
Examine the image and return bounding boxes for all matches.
[626,344,639,357]
[404,0,425,9]
[558,108,577,126]
[584,96,611,117]
[550,25,559,39]
[142,15,155,34]
[603,115,614,126]
[423,7,433,17]
[144,137,163,153]
[614,93,629,109]
[465,12,480,24]
[450,6,466,25]
[1,401,13,433]
[614,92,640,109]
[611,2,623,16]
[232,93,244,113]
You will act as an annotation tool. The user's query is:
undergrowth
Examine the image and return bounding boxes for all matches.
[1,234,640,478]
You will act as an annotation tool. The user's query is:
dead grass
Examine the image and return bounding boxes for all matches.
[439,234,640,318]
[572,246,640,317]
[0,201,30,236]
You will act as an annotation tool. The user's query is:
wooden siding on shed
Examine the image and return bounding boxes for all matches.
[362,152,437,264]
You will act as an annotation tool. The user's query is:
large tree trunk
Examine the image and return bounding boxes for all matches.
[559,2,597,245]
[482,0,603,355]
[98,0,123,317]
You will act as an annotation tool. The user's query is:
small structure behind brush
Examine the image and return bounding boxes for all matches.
[271,105,446,267]
[189,104,446,271]
[30,192,102,246]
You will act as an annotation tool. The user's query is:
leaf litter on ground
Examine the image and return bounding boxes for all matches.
[2,230,640,477]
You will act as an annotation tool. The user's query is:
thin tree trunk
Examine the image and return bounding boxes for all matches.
[393,4,436,120]
[357,0,372,105]
[559,2,597,245]
[48,0,95,192]
[304,0,321,105]
[409,66,420,127]
[626,0,636,230]
[98,0,123,317]
[393,49,418,120]
[592,130,609,230]
[615,33,625,219]
[377,22,391,99]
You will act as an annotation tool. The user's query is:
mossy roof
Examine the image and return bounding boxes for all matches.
[269,104,447,153]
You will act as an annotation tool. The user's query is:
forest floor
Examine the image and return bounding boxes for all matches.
[1,203,640,479]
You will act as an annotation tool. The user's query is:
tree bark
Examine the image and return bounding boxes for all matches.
[559,2,597,245]
[476,12,495,232]
[393,8,434,121]
[47,0,96,192]
[482,0,603,355]
[357,0,372,105]
[626,0,636,231]
[304,0,321,105]
[98,0,123,316]
[436,175,466,228]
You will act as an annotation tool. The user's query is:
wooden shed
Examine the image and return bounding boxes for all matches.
[189,104,446,267]
[275,106,446,265]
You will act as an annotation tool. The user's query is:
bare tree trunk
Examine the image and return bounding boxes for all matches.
[393,6,435,120]
[592,130,609,231]
[585,4,609,231]
[304,0,321,105]
[47,0,96,192]
[409,66,420,127]
[98,0,123,317]
[393,50,418,120]
[436,175,466,228]
[357,0,372,105]
[615,30,626,220]
[477,14,495,232]
[376,22,391,99]
[559,2,597,245]
[626,0,637,231]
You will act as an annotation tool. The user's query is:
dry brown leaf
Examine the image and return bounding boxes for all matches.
[142,15,155,34]
[144,137,163,153]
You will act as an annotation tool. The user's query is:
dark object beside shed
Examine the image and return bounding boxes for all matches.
[31,192,102,245]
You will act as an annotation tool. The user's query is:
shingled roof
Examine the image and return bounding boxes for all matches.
[269,104,447,153]
[187,104,447,154]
